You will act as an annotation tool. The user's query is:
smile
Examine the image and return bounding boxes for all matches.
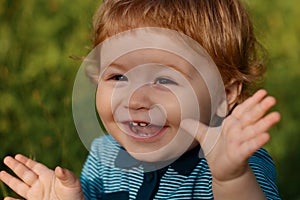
[122,121,167,140]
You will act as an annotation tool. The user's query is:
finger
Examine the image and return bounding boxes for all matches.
[242,111,281,142]
[0,170,29,198]
[3,156,38,186]
[180,118,222,156]
[15,154,49,175]
[232,89,267,118]
[240,133,270,158]
[239,96,277,127]
[180,118,208,143]
[4,197,21,200]
[55,166,80,187]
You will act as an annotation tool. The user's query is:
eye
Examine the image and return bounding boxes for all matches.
[154,77,178,85]
[110,74,128,81]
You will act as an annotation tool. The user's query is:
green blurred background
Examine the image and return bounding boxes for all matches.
[0,0,299,199]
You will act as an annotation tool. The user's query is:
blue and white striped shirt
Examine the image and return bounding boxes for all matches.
[80,135,281,199]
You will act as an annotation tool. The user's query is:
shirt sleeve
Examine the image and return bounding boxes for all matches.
[80,138,104,200]
[249,148,281,200]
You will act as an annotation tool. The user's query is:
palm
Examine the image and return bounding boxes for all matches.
[26,169,56,199]
[181,90,280,181]
[204,117,262,181]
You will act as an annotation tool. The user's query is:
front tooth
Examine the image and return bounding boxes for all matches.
[131,122,138,126]
[139,122,148,127]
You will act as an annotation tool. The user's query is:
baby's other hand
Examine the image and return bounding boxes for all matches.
[0,154,85,200]
[181,89,281,182]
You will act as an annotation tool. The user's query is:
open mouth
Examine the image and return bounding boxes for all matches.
[125,121,165,138]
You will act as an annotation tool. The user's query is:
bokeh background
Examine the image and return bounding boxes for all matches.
[0,0,299,199]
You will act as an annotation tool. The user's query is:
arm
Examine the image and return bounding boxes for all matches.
[0,154,84,200]
[181,89,281,199]
[212,166,266,199]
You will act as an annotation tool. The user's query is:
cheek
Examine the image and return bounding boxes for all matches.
[199,99,211,124]
[156,92,181,126]
[195,90,211,123]
[96,86,113,123]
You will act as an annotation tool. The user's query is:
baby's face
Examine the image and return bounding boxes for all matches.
[96,49,211,162]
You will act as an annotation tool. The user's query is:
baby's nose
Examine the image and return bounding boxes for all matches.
[128,85,154,110]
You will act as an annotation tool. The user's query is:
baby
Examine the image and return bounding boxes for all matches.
[0,0,281,199]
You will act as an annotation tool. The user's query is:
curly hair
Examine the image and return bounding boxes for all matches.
[92,0,266,103]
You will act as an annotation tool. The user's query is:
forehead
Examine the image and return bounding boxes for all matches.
[108,49,197,78]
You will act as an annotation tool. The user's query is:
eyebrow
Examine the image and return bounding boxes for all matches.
[165,63,194,80]
[107,62,127,70]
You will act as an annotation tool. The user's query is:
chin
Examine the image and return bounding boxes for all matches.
[121,130,198,163]
[128,145,185,163]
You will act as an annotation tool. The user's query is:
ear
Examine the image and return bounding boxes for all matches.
[225,80,242,111]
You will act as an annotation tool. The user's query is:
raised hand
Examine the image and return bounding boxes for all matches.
[181,89,281,182]
[0,154,84,200]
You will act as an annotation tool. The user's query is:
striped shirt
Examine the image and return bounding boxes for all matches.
[80,135,281,199]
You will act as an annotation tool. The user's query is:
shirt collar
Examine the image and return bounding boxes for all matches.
[115,145,202,176]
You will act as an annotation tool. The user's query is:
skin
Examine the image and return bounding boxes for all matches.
[181,89,280,199]
[0,155,84,200]
[96,49,210,162]
[0,49,280,199]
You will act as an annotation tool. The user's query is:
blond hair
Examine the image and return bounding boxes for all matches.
[92,0,266,102]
